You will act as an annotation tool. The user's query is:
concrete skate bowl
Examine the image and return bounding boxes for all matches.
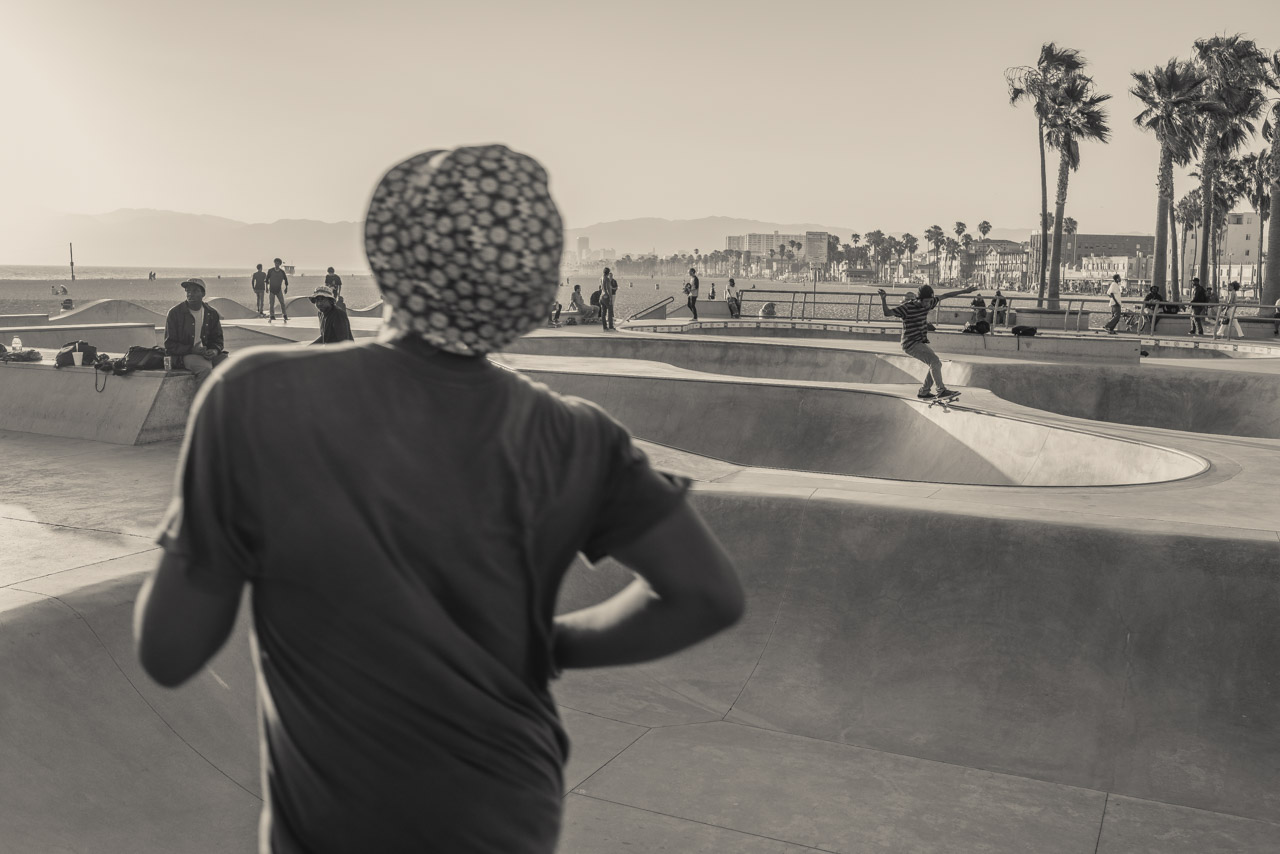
[512,364,1207,486]
[510,333,1280,439]
[3,487,1278,852]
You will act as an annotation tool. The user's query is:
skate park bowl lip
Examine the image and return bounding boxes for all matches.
[511,330,1280,440]
[499,354,1209,487]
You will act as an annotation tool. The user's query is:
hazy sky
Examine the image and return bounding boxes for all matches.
[2,0,1275,237]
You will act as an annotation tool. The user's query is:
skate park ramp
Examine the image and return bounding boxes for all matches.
[44,299,166,326]
[3,477,1278,852]
[502,355,1207,486]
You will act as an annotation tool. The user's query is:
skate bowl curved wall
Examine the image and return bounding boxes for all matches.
[2,485,1276,852]
[514,366,1206,487]
[511,333,1280,440]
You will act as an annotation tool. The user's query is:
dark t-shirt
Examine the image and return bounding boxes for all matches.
[324,273,342,295]
[252,271,268,291]
[689,275,699,295]
[266,267,288,290]
[156,338,688,853]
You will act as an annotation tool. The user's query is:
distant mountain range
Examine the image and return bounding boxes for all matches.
[0,209,1036,267]
[1,209,367,270]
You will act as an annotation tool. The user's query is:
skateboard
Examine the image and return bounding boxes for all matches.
[926,392,962,409]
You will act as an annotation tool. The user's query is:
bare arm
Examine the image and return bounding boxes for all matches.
[553,501,744,670]
[937,285,978,301]
[876,289,895,318]
[134,550,244,687]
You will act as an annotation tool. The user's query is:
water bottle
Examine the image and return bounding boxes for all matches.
[10,336,20,350]
[163,356,172,371]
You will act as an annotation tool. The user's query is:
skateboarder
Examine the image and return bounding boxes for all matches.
[878,284,977,400]
[134,144,743,854]
[266,257,289,321]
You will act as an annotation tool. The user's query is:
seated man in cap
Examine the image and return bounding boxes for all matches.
[308,285,354,345]
[164,278,227,381]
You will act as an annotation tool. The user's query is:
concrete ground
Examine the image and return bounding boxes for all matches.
[2,323,1279,853]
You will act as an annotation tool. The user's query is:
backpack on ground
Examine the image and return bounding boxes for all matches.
[1011,325,1037,337]
[54,341,99,368]
[112,345,167,375]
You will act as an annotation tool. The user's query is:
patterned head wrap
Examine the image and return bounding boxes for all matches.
[364,145,564,355]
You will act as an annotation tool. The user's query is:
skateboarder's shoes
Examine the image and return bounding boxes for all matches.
[917,391,937,400]
[935,390,960,401]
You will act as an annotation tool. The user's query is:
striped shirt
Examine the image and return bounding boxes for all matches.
[890,296,939,348]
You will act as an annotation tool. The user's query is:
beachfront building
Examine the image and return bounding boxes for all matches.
[724,231,832,260]
[1179,211,1268,295]
[1028,232,1155,289]
[971,240,1029,289]
[576,236,590,261]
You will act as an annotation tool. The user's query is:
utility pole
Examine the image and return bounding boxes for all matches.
[69,243,76,281]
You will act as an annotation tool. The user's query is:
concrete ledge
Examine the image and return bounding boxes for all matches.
[0,313,49,327]
[0,360,194,444]
[0,323,160,353]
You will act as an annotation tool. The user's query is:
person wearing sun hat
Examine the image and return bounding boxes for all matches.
[135,144,743,853]
[307,284,353,345]
[162,277,226,381]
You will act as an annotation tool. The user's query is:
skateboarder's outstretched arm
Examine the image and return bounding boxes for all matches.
[937,285,979,301]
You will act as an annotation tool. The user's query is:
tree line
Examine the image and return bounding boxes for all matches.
[1008,37,1279,308]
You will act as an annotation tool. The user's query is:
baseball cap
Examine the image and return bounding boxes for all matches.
[180,278,207,294]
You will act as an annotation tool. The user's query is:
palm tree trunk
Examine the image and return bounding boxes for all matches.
[1153,146,1173,298]
[1263,129,1280,308]
[1037,117,1049,308]
[1047,151,1070,310]
[1212,226,1220,300]
[1197,126,1218,286]
[1168,202,1181,303]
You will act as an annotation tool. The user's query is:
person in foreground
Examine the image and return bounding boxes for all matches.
[878,283,977,400]
[163,278,228,382]
[307,284,354,345]
[133,144,744,854]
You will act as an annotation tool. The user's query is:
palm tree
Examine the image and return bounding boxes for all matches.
[978,221,992,243]
[1177,189,1203,278]
[924,225,945,284]
[1261,50,1280,308]
[864,230,886,281]
[1131,58,1208,299]
[1241,149,1270,293]
[901,233,919,281]
[885,235,903,282]
[1007,43,1088,306]
[942,237,961,283]
[1043,73,1112,308]
[1191,35,1269,290]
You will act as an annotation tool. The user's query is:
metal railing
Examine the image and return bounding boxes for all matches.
[726,288,1274,341]
[626,295,674,322]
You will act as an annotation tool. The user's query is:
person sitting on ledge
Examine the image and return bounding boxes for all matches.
[134,143,743,854]
[164,278,227,381]
[569,284,599,321]
[308,285,354,345]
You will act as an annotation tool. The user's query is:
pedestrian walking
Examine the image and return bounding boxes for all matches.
[1188,277,1208,336]
[684,267,699,321]
[1211,281,1245,340]
[1103,274,1123,334]
[251,263,268,315]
